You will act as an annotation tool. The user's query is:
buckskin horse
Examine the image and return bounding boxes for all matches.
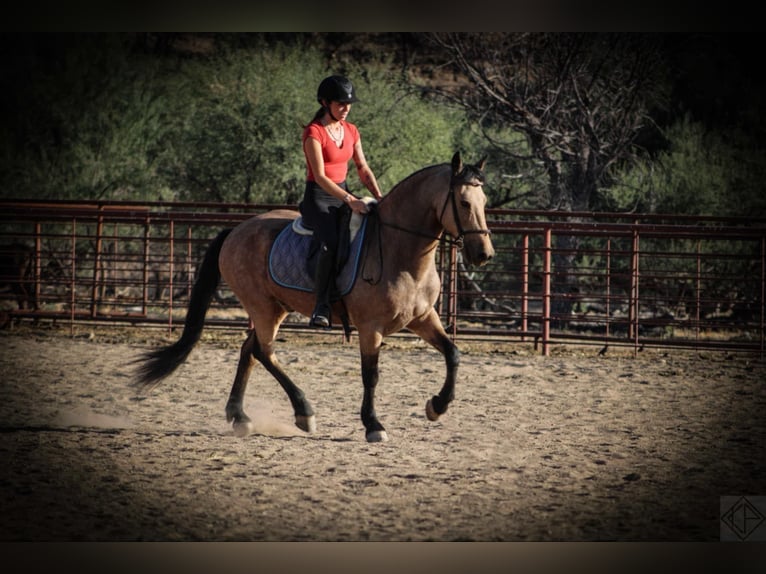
[135,152,494,442]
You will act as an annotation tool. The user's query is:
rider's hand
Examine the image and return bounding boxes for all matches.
[349,198,369,214]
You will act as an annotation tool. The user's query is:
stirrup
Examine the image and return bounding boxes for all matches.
[310,305,331,328]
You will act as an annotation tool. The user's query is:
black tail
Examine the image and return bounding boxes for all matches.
[134,229,232,390]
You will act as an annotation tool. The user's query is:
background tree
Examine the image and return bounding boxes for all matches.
[0,34,475,205]
[2,33,763,216]
[156,43,325,205]
[422,33,672,323]
[0,34,175,202]
[425,33,670,212]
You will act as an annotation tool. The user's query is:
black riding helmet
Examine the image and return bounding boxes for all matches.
[317,75,359,104]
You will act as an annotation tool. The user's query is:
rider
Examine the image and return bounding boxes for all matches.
[300,75,383,328]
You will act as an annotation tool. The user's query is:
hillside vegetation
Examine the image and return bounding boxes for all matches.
[1,33,764,217]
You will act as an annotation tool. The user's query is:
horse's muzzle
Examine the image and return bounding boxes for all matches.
[472,250,494,266]
[463,238,495,266]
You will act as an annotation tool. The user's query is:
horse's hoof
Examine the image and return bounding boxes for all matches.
[295,414,316,433]
[425,398,445,421]
[232,420,254,437]
[426,399,439,421]
[366,430,389,443]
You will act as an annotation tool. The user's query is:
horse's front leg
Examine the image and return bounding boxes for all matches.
[359,329,388,442]
[406,309,459,421]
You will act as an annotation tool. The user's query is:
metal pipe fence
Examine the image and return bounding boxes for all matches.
[2,199,764,356]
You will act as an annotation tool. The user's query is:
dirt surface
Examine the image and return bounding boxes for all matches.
[1,323,764,541]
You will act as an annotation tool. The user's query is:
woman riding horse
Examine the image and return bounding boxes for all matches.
[136,152,494,443]
[299,75,383,328]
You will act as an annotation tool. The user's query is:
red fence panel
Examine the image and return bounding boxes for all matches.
[2,200,764,356]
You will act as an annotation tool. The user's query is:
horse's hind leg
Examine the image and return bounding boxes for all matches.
[225,328,258,436]
[406,309,459,421]
[226,316,315,436]
[251,328,316,433]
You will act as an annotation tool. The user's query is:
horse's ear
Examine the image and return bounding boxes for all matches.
[451,152,463,175]
[477,156,487,171]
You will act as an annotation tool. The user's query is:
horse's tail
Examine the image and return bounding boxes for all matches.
[134,229,232,391]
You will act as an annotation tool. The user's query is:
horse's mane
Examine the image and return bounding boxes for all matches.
[382,163,448,202]
[382,160,486,202]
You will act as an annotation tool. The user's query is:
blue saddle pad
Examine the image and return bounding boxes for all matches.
[268,216,368,296]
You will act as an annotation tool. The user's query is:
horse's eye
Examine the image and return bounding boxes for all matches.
[460,200,471,209]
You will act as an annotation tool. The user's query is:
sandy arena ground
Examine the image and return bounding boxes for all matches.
[1,323,764,541]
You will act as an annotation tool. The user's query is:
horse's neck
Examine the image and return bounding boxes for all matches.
[381,166,449,232]
[377,167,449,276]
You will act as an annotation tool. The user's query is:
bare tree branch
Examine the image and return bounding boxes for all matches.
[424,33,668,212]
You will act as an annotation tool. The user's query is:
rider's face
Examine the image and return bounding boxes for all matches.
[328,100,351,121]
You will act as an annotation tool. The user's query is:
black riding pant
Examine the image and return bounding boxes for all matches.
[299,181,349,252]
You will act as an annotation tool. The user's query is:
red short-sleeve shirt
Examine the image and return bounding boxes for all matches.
[303,120,360,183]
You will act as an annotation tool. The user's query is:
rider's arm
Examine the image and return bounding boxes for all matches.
[353,140,383,201]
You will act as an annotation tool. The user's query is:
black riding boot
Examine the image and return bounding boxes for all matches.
[310,243,335,328]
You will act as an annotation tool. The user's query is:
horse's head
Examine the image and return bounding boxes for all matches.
[442,152,495,266]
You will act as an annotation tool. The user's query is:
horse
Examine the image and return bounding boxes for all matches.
[135,152,495,442]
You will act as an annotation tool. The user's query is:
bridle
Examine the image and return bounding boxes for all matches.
[361,171,491,284]
[377,172,492,248]
[438,176,493,247]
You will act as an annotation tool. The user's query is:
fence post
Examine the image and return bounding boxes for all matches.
[34,221,41,312]
[521,233,529,341]
[110,223,118,303]
[695,239,702,350]
[629,228,640,351]
[448,242,458,340]
[69,217,77,336]
[605,237,611,344]
[142,215,150,316]
[542,227,551,356]
[168,220,174,334]
[90,209,104,318]
[186,226,193,300]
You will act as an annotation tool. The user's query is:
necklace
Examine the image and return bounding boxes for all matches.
[325,121,344,146]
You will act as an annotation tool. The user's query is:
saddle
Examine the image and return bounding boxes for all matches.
[289,198,373,243]
[268,199,376,297]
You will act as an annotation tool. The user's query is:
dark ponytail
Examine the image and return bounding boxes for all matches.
[305,106,326,128]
